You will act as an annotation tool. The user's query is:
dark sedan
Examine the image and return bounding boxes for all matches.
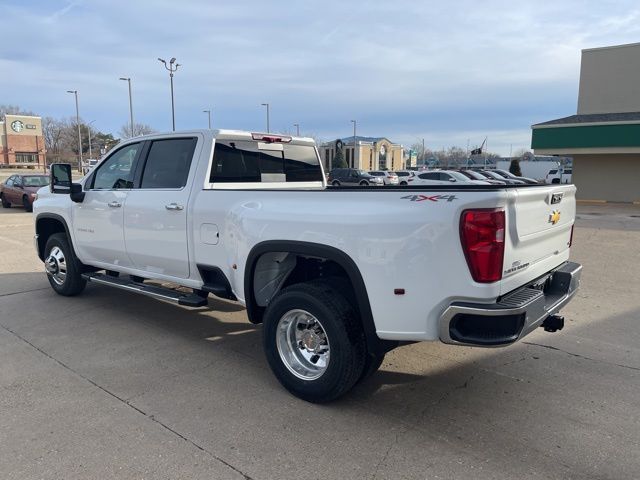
[1,174,49,212]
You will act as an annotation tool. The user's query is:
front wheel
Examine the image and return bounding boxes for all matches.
[263,281,367,403]
[359,180,369,186]
[22,195,33,212]
[44,233,86,296]
[400,181,408,186]
[331,180,340,187]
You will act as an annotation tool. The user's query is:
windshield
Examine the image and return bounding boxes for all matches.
[447,171,471,181]
[23,176,50,187]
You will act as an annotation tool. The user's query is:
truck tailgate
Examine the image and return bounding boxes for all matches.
[501,184,576,295]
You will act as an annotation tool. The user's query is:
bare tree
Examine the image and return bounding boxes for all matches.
[0,104,37,117]
[118,122,156,139]
[42,117,69,156]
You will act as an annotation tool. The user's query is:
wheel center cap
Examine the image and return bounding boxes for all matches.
[301,331,320,351]
[45,257,58,274]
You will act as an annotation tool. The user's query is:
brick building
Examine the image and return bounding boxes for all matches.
[0,114,45,167]
[319,136,404,172]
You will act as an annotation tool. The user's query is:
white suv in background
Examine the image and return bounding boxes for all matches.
[546,168,573,184]
[395,170,416,185]
[368,170,399,185]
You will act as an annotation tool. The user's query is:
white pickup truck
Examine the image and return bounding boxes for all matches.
[34,130,581,402]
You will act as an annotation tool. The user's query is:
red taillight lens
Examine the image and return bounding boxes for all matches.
[460,209,505,283]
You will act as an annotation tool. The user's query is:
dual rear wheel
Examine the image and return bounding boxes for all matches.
[262,281,384,403]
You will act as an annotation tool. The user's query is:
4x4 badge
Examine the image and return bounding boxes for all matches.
[401,194,457,203]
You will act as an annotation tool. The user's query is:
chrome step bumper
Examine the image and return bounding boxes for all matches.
[439,261,582,347]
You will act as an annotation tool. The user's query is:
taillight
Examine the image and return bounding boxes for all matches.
[569,224,574,247]
[460,209,505,283]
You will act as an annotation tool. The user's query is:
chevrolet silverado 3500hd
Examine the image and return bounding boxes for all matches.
[34,130,581,402]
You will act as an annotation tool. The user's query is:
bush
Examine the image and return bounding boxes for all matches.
[509,159,522,176]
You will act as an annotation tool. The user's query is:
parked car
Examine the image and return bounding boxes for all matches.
[1,174,50,212]
[395,170,416,185]
[474,170,526,185]
[413,170,490,185]
[458,169,507,185]
[368,170,399,185]
[328,168,383,186]
[493,169,538,184]
[34,129,581,403]
[82,158,99,175]
[546,168,572,184]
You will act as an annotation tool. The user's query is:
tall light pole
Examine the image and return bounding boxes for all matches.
[67,90,82,171]
[261,103,270,132]
[158,57,181,131]
[203,109,211,129]
[293,123,300,136]
[350,120,357,168]
[119,77,134,137]
[87,120,96,159]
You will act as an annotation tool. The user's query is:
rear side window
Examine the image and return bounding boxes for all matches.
[140,137,197,189]
[548,169,558,175]
[211,140,322,183]
[418,172,438,180]
[564,169,572,174]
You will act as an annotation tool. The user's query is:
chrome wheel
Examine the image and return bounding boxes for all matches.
[276,309,330,380]
[45,246,67,286]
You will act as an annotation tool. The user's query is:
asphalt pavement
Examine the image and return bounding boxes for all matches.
[0,204,639,480]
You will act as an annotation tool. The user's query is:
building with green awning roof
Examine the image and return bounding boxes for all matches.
[531,43,640,203]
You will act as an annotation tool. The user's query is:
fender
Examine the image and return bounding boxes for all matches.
[245,240,394,355]
[34,213,73,261]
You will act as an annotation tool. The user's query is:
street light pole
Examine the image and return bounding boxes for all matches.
[350,120,357,168]
[87,120,96,159]
[67,90,82,172]
[158,57,181,131]
[261,103,270,132]
[203,109,211,129]
[119,77,134,137]
[293,123,300,136]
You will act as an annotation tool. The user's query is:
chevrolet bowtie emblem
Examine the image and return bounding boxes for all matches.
[549,210,561,225]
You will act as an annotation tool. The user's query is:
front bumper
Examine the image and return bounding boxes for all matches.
[439,261,582,347]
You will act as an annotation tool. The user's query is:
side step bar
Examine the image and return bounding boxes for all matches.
[81,273,208,307]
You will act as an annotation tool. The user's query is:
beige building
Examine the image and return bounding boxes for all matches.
[0,115,45,167]
[531,42,640,203]
[320,137,404,172]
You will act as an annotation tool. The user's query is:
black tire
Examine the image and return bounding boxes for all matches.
[400,181,408,186]
[359,180,369,186]
[44,233,86,296]
[331,180,340,187]
[263,281,367,403]
[22,195,33,212]
[1,194,10,208]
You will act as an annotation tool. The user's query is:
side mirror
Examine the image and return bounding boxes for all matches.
[50,164,72,193]
[449,177,456,182]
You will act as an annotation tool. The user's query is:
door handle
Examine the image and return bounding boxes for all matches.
[108,201,122,208]
[165,203,184,211]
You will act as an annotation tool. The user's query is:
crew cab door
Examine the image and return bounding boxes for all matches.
[73,142,142,266]
[123,136,199,279]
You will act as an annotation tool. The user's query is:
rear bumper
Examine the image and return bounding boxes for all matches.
[439,261,582,347]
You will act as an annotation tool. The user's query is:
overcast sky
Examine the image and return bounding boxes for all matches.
[3,0,640,154]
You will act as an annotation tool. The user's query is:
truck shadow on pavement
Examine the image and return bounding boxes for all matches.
[2,271,638,479]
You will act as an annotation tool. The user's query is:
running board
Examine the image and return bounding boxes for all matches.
[81,273,208,307]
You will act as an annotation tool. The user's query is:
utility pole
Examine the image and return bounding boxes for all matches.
[261,103,270,132]
[293,123,300,136]
[119,77,134,136]
[87,120,95,159]
[66,90,82,172]
[158,57,181,131]
[351,119,357,168]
